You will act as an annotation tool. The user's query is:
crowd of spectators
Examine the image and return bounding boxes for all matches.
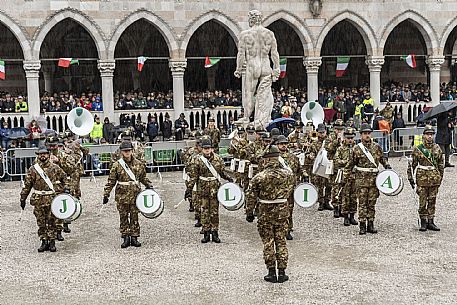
[0,92,28,113]
[40,91,103,113]
[184,89,242,108]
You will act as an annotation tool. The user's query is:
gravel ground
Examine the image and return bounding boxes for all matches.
[1,157,457,305]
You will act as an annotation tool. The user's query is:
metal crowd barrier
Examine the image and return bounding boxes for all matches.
[354,130,390,154]
[391,127,425,155]
[452,128,457,155]
[4,148,38,183]
[83,144,120,178]
[0,151,6,179]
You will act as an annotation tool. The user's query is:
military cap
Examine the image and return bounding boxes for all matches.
[423,125,435,134]
[237,127,245,134]
[360,123,373,133]
[46,136,58,145]
[344,127,356,138]
[201,137,212,148]
[270,128,281,136]
[35,146,49,154]
[208,117,215,123]
[333,119,345,130]
[246,124,255,133]
[276,135,289,144]
[119,141,134,151]
[317,123,326,133]
[261,132,271,140]
[194,130,203,138]
[306,121,314,127]
[262,145,280,158]
[294,120,304,128]
[255,125,264,132]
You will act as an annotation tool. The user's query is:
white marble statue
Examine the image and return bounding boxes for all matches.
[234,10,280,128]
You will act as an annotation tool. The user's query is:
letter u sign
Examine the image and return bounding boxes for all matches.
[143,194,154,208]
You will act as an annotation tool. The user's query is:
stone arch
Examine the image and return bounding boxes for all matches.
[263,10,313,56]
[440,15,457,53]
[315,11,377,56]
[180,10,241,57]
[379,10,439,55]
[108,9,179,59]
[0,10,32,60]
[32,8,107,59]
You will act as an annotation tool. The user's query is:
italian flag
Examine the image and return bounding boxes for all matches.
[336,57,350,77]
[279,57,287,78]
[58,58,79,68]
[138,56,147,72]
[401,54,416,68]
[204,56,220,68]
[0,60,5,80]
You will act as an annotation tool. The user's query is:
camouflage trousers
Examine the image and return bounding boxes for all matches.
[287,196,294,232]
[201,197,219,231]
[192,191,201,220]
[71,175,82,199]
[116,200,140,237]
[258,218,289,269]
[416,186,438,219]
[33,204,57,240]
[235,172,249,190]
[341,179,357,214]
[357,187,379,221]
[56,218,71,231]
[330,174,342,208]
[313,174,331,204]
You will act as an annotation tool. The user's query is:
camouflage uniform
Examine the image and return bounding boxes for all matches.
[203,127,221,153]
[20,158,67,241]
[407,134,444,229]
[68,145,88,199]
[334,141,357,218]
[103,157,152,237]
[228,136,250,189]
[325,128,344,215]
[306,136,331,208]
[246,158,295,271]
[112,142,145,164]
[183,144,202,221]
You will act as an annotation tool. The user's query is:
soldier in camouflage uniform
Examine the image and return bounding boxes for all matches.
[103,141,153,248]
[246,145,295,283]
[345,123,391,235]
[325,119,345,218]
[246,126,266,180]
[20,147,67,252]
[111,131,145,164]
[203,117,221,153]
[65,137,88,200]
[287,120,304,150]
[185,138,233,243]
[305,123,333,211]
[334,127,358,226]
[407,125,444,232]
[276,135,308,240]
[302,122,317,183]
[228,127,250,189]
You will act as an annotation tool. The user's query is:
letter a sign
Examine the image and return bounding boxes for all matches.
[381,176,393,189]
[376,170,401,196]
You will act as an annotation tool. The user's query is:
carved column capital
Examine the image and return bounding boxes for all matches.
[169,59,187,75]
[98,60,116,77]
[426,56,445,72]
[365,56,385,72]
[303,57,322,74]
[23,60,41,78]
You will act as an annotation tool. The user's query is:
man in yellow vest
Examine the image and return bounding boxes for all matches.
[354,100,364,129]
[15,96,28,112]
[90,116,104,144]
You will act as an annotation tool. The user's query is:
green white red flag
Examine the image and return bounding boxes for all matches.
[0,60,5,80]
[401,54,416,68]
[279,57,287,78]
[58,58,79,68]
[138,56,147,72]
[336,57,350,77]
[204,56,221,68]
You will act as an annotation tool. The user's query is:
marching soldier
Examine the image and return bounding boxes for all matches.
[276,135,308,240]
[185,138,233,243]
[287,120,304,150]
[407,125,444,232]
[203,117,221,153]
[325,119,345,218]
[246,126,265,180]
[334,127,358,226]
[20,147,67,252]
[345,123,391,235]
[103,141,153,248]
[246,145,295,283]
[228,127,250,189]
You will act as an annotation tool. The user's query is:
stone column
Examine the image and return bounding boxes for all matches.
[303,57,322,102]
[366,56,385,110]
[426,56,445,106]
[42,64,54,93]
[169,59,187,120]
[98,60,116,121]
[23,60,41,117]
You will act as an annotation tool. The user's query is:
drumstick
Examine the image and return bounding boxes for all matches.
[174,199,185,209]
[18,210,23,222]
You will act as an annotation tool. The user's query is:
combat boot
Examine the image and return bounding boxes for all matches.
[189,202,194,212]
[121,236,130,248]
[359,222,367,235]
[201,231,211,243]
[63,223,71,233]
[264,268,277,283]
[130,236,141,247]
[367,221,378,234]
[211,230,221,243]
[419,219,428,232]
[37,240,49,252]
[56,231,64,241]
[277,269,289,283]
[194,219,202,227]
[349,213,358,225]
[48,240,57,252]
[333,206,340,218]
[323,201,334,211]
[427,219,440,231]
[343,214,350,226]
[318,202,324,211]
[286,231,293,240]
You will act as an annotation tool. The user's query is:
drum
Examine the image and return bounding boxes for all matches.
[376,169,404,196]
[217,182,244,211]
[136,189,164,219]
[71,199,82,221]
[312,149,330,178]
[51,194,79,220]
[293,183,318,208]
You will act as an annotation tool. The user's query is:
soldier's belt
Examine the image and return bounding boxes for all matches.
[199,176,218,181]
[117,181,140,186]
[417,165,435,171]
[249,164,258,168]
[259,198,287,204]
[33,190,55,195]
[233,158,240,163]
[354,166,378,173]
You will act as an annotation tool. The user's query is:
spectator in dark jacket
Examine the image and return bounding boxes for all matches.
[103,118,115,143]
[174,113,188,141]
[162,114,173,140]
[392,113,406,146]
[147,117,159,142]
[436,111,455,167]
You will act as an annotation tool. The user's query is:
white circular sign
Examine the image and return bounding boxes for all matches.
[293,183,318,208]
[136,189,162,214]
[71,200,82,221]
[217,182,244,211]
[51,194,77,219]
[376,169,402,196]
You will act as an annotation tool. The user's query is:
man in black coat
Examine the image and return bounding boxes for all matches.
[162,114,172,141]
[435,111,455,167]
[147,116,159,142]
[174,113,188,141]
